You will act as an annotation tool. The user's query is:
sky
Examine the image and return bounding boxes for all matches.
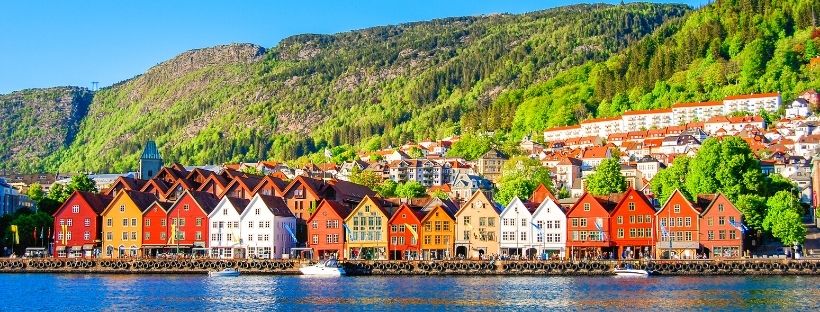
[0,0,708,94]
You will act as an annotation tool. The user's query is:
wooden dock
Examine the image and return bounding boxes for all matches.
[1,259,818,275]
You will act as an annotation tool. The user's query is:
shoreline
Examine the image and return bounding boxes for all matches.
[1,259,819,276]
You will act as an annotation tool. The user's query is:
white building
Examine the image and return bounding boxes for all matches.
[785,99,812,118]
[672,101,724,124]
[723,92,781,114]
[621,109,674,132]
[543,125,582,143]
[240,194,297,259]
[208,197,249,259]
[580,117,623,139]
[530,197,566,259]
[498,198,536,258]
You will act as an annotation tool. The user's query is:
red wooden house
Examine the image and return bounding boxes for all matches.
[529,183,557,205]
[699,193,745,258]
[387,204,423,260]
[565,192,622,260]
[609,188,655,259]
[52,191,112,258]
[166,190,220,255]
[141,201,172,257]
[197,174,230,198]
[306,200,351,260]
[655,189,702,259]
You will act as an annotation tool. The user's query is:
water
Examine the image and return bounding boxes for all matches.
[2,274,818,311]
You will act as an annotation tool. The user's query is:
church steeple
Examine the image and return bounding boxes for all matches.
[139,140,163,180]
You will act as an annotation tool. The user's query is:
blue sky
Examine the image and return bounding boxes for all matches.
[0,0,707,94]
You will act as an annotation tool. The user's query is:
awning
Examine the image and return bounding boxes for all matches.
[82,244,94,250]
[71,246,83,251]
[56,246,66,251]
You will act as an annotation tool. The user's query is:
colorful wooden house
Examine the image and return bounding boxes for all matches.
[240,194,297,259]
[165,190,220,256]
[141,201,173,257]
[609,188,656,259]
[655,189,702,259]
[207,196,249,259]
[103,176,147,197]
[220,176,263,200]
[197,174,230,198]
[101,190,158,258]
[418,201,456,260]
[529,196,566,259]
[253,175,287,197]
[454,190,501,259]
[387,204,423,260]
[699,193,745,258]
[565,192,621,260]
[307,200,351,260]
[52,191,112,258]
[139,179,172,201]
[499,197,536,258]
[344,196,392,260]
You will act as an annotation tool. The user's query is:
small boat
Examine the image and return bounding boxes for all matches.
[613,263,650,276]
[208,268,240,277]
[299,259,346,276]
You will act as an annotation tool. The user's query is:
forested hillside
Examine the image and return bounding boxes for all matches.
[0,87,93,172]
[30,3,687,173]
[3,1,819,173]
[500,0,820,140]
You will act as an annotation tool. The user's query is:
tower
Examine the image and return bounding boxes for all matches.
[139,140,163,180]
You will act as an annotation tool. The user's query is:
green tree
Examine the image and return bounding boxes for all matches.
[557,188,571,199]
[763,190,803,232]
[406,147,424,158]
[240,166,264,176]
[375,180,397,198]
[495,178,534,206]
[430,189,450,200]
[768,209,806,246]
[395,181,427,199]
[67,175,97,194]
[684,137,765,201]
[26,183,45,203]
[446,134,492,160]
[349,166,382,190]
[47,183,70,203]
[734,194,767,231]
[651,156,691,204]
[584,157,627,196]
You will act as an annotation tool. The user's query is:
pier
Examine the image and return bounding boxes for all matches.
[1,259,819,276]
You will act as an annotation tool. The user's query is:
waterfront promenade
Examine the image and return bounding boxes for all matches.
[1,258,819,276]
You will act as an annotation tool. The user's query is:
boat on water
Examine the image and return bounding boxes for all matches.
[612,263,651,276]
[208,268,240,277]
[299,259,346,276]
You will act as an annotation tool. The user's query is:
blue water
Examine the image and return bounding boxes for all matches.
[2,274,818,311]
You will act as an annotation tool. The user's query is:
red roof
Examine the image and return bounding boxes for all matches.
[724,92,780,100]
[544,124,581,132]
[622,108,672,116]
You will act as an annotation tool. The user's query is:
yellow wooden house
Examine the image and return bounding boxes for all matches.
[343,196,392,260]
[100,190,159,258]
[454,190,501,259]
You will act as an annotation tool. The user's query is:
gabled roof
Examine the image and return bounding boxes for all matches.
[698,193,738,216]
[140,178,171,195]
[105,176,148,195]
[256,194,294,217]
[196,174,230,192]
[529,183,557,204]
[387,204,424,225]
[170,190,220,215]
[530,197,565,218]
[455,190,502,216]
[252,175,288,195]
[307,199,353,224]
[225,196,250,215]
[140,140,162,160]
[282,175,324,199]
[499,197,532,218]
[102,190,160,215]
[54,191,113,217]
[142,200,173,214]
[610,188,654,215]
[326,179,377,202]
[185,168,214,182]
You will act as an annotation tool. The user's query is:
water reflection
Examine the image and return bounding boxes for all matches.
[0,274,817,311]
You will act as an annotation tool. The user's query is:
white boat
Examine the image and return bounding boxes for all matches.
[613,264,650,276]
[208,268,240,277]
[299,259,346,276]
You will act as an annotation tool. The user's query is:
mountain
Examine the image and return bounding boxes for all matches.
[0,87,93,172]
[2,2,688,173]
[2,1,817,173]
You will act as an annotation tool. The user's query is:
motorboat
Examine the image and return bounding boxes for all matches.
[299,259,346,276]
[612,263,650,276]
[208,268,240,277]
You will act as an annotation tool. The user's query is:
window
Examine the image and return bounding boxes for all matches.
[719,230,726,240]
[673,204,680,213]
[707,217,714,226]
[443,222,449,231]
[160,232,166,240]
[630,216,636,224]
[718,216,725,225]
[628,202,635,211]
[629,228,636,238]
[435,221,442,231]
[583,203,591,211]
[579,218,587,227]
[684,217,691,227]
[122,232,128,240]
[729,230,737,240]
[255,208,260,215]
[520,232,527,241]
[145,219,151,227]
[122,219,128,226]
[424,221,432,232]
[618,228,624,238]
[223,209,228,216]
[195,231,202,240]
[66,219,73,226]
[718,204,724,212]
[707,230,714,240]
[72,205,80,214]
[312,221,318,229]
[161,219,167,227]
[227,233,232,241]
[571,218,579,227]
[677,217,683,227]
[83,231,90,240]
[487,218,495,227]
[145,232,151,240]
[729,216,736,224]
[463,216,471,225]
[119,205,125,212]
[196,218,202,226]
[183,204,190,211]
[479,217,486,226]
[107,218,113,227]
[106,232,112,241]
[131,232,137,240]
[131,218,137,227]
[248,221,254,228]
[521,219,527,227]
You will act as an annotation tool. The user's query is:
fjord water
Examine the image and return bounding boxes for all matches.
[3,274,818,311]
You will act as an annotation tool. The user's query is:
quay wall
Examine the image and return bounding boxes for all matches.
[1,259,819,276]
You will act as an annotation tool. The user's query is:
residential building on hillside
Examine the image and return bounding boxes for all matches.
[450,173,493,201]
[475,149,506,182]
